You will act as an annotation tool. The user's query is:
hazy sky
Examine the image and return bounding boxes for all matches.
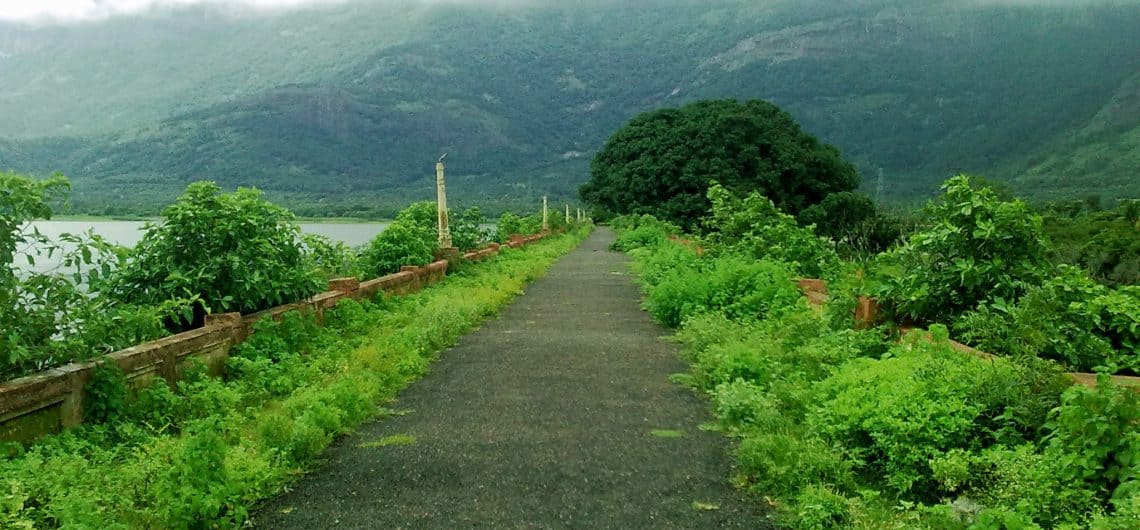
[0,0,349,22]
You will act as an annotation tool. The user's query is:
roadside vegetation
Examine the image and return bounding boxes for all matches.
[1,172,566,380]
[610,179,1139,527]
[0,171,590,527]
[594,97,1138,528]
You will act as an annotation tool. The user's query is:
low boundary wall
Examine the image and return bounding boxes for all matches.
[793,278,1140,391]
[0,235,542,443]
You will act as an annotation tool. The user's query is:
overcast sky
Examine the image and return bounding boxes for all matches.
[0,0,351,22]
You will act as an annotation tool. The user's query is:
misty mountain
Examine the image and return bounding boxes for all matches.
[0,0,1137,215]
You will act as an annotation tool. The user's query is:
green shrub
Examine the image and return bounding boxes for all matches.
[880,175,1053,324]
[703,184,839,278]
[956,265,1139,372]
[451,207,490,251]
[645,256,801,327]
[809,335,1064,499]
[103,182,320,327]
[1,172,175,378]
[495,211,522,242]
[791,484,853,530]
[359,220,435,277]
[151,420,243,527]
[611,224,669,251]
[301,233,361,281]
[738,431,854,499]
[1045,376,1140,509]
[83,363,130,424]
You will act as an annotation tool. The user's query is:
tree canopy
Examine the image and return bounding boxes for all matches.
[579,99,859,229]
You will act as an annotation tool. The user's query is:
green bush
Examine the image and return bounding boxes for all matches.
[359,221,435,278]
[880,175,1053,324]
[645,255,801,327]
[809,334,1066,499]
[451,207,490,251]
[956,265,1140,372]
[301,233,361,281]
[791,484,853,530]
[1045,376,1140,510]
[495,211,522,243]
[703,184,839,279]
[2,172,176,378]
[103,182,320,328]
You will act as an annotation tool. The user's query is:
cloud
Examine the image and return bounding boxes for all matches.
[0,0,353,23]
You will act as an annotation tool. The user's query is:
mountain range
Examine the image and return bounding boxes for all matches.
[0,0,1137,216]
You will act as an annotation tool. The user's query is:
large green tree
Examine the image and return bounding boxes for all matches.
[579,99,859,229]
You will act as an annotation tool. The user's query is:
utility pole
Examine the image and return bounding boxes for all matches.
[542,196,549,231]
[435,154,452,249]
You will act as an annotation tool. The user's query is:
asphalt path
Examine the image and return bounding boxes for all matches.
[253,227,768,529]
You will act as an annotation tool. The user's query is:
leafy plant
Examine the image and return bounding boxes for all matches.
[83,363,130,424]
[645,256,801,328]
[102,181,320,328]
[301,233,361,281]
[1,172,175,379]
[495,211,523,243]
[880,175,1054,324]
[451,207,490,251]
[956,265,1139,372]
[703,183,840,278]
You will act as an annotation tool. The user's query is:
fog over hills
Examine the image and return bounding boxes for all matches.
[0,0,1137,215]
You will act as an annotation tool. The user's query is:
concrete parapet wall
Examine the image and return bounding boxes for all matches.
[793,277,1140,392]
[0,233,550,443]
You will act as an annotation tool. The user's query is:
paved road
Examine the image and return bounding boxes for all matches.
[253,228,768,529]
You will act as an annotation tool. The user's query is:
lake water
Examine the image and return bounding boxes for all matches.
[18,220,390,276]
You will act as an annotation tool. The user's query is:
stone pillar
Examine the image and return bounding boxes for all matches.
[542,196,549,232]
[435,158,452,249]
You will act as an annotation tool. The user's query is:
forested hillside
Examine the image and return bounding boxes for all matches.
[0,0,1137,214]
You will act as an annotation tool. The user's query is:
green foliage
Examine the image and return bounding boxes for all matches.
[359,221,435,278]
[809,337,1066,499]
[797,191,876,240]
[0,226,590,528]
[495,212,523,243]
[83,363,130,424]
[451,207,490,251]
[703,184,840,279]
[1045,376,1140,508]
[609,215,679,252]
[103,181,320,327]
[581,99,858,229]
[1043,200,1140,286]
[645,256,802,328]
[798,192,908,256]
[301,233,361,281]
[791,485,853,530]
[956,265,1140,372]
[1,172,175,379]
[881,175,1054,324]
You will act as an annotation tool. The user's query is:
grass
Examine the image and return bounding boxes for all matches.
[358,434,417,448]
[0,226,592,528]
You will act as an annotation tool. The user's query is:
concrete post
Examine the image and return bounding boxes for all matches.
[542,196,549,231]
[435,156,452,249]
